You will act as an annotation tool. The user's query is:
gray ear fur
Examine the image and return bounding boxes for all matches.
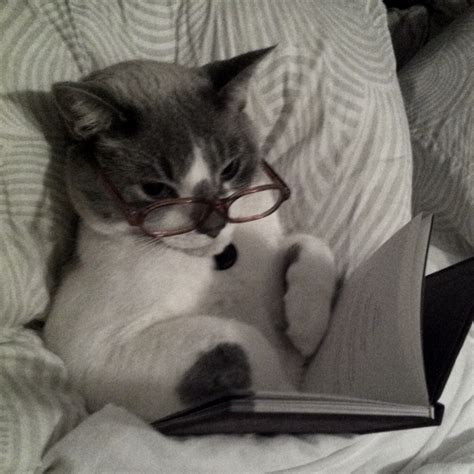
[52,81,125,140]
[202,45,276,110]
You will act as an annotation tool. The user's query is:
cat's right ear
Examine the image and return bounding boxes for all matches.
[52,81,125,140]
[203,46,276,111]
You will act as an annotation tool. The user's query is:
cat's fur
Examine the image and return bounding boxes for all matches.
[44,48,337,421]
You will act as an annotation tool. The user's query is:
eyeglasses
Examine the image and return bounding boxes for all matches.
[99,160,291,239]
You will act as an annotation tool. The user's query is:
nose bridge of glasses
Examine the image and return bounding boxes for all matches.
[195,203,227,237]
[190,179,228,218]
[212,198,230,216]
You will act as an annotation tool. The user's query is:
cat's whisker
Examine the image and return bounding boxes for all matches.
[134,234,161,252]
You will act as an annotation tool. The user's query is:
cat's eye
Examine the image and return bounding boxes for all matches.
[141,182,175,199]
[221,160,240,181]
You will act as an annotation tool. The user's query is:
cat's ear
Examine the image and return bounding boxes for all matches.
[202,46,276,111]
[52,81,125,140]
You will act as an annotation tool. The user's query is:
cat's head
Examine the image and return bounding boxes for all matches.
[53,47,275,256]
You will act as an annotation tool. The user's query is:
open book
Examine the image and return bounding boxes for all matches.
[152,214,473,435]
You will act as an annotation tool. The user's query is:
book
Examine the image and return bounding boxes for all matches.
[152,214,474,435]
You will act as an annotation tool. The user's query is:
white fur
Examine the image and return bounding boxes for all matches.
[44,199,336,421]
[182,146,210,195]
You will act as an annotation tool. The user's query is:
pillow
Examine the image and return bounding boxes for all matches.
[0,0,412,471]
[398,8,474,255]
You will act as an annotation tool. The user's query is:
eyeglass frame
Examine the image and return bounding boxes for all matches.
[98,159,291,239]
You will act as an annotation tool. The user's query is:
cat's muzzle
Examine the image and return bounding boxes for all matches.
[196,211,227,238]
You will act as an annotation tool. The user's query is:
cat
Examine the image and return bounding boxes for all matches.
[43,47,337,422]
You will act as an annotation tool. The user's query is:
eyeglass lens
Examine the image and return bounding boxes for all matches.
[142,188,281,235]
[227,188,281,219]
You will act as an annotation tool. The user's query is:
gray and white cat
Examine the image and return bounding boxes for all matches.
[44,48,337,421]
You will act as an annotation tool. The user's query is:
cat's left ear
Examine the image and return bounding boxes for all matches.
[52,81,127,140]
[202,45,276,111]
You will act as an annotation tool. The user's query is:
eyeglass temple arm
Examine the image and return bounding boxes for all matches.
[262,160,291,199]
[98,170,141,225]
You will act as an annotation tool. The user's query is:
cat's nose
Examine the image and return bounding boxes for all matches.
[196,211,226,238]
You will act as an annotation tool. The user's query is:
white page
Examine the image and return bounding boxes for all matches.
[304,214,432,407]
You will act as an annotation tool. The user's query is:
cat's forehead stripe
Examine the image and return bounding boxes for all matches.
[182,146,210,193]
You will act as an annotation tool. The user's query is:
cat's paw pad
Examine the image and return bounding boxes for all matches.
[177,343,251,405]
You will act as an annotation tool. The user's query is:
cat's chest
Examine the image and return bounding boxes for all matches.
[75,220,285,328]
[198,233,285,325]
[139,230,284,319]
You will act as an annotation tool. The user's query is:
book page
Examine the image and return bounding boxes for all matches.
[304,214,432,407]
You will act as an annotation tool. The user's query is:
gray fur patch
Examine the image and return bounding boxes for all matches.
[177,343,251,405]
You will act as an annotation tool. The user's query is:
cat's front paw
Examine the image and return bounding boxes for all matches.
[284,235,336,357]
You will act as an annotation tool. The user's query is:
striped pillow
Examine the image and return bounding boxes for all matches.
[0,1,411,471]
[399,9,474,255]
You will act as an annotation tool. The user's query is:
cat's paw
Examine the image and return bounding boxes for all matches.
[177,343,251,405]
[283,235,336,357]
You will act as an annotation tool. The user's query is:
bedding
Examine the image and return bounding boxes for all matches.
[399,8,474,256]
[0,0,472,472]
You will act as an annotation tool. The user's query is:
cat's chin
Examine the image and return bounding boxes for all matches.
[163,239,230,258]
[160,229,234,258]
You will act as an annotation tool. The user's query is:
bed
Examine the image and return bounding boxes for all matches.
[1,1,472,472]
